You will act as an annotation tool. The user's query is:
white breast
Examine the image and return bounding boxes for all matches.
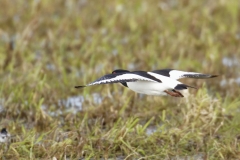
[127,81,170,95]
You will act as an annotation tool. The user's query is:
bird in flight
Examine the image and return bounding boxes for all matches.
[75,69,218,97]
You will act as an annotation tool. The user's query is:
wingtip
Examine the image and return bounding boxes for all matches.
[210,75,219,78]
[75,85,86,89]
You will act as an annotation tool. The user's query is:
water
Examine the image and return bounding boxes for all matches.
[41,93,104,116]
[220,56,240,87]
[58,95,84,114]
[145,126,157,136]
[222,56,240,67]
[169,153,205,160]
[92,93,103,105]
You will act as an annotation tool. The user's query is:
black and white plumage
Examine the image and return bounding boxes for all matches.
[75,69,218,97]
[0,128,10,143]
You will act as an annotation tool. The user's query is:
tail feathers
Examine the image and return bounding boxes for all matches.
[174,84,197,90]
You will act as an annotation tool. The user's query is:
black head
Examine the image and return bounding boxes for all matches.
[111,69,130,88]
[1,128,7,134]
[112,69,130,74]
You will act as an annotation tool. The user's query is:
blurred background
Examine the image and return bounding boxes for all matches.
[0,0,240,159]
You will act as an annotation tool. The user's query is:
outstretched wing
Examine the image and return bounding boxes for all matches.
[151,69,218,80]
[75,73,161,88]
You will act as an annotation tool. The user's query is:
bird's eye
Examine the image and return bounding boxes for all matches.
[113,72,116,74]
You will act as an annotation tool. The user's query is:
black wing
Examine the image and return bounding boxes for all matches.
[152,69,218,80]
[75,72,161,88]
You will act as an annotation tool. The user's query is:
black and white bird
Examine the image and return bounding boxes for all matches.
[0,128,10,143]
[75,69,218,97]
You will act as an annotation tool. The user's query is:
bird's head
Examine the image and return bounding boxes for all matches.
[111,69,130,88]
[112,69,130,74]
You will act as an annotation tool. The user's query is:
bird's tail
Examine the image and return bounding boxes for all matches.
[174,84,197,90]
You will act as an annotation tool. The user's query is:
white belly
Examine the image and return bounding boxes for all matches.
[127,81,171,95]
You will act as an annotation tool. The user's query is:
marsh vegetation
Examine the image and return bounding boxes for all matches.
[0,0,240,159]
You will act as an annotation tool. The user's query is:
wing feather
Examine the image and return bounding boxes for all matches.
[75,73,160,88]
[152,69,218,80]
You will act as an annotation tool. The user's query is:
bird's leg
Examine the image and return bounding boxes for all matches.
[164,90,184,97]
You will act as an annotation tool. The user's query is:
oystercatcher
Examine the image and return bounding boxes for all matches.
[75,69,218,97]
[0,128,10,143]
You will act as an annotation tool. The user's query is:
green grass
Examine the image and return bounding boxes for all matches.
[0,0,240,159]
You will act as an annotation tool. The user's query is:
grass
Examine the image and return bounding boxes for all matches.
[0,0,240,159]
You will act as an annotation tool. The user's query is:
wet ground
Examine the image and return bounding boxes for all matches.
[0,0,240,159]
